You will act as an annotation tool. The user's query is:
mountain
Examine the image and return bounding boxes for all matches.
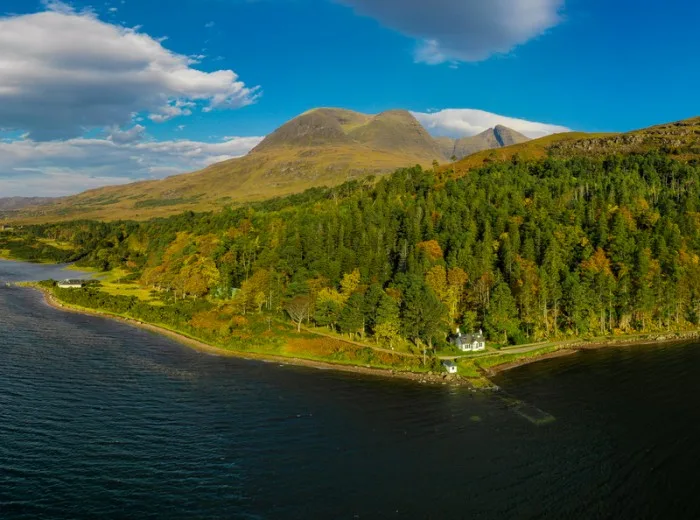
[254,108,444,158]
[0,197,55,211]
[434,125,530,161]
[18,108,447,222]
[12,111,700,224]
[454,125,530,159]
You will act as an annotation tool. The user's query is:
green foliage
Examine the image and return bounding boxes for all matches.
[16,151,700,347]
[133,197,200,209]
[314,299,342,329]
[0,232,79,263]
[338,293,365,337]
[398,275,448,347]
[484,282,519,344]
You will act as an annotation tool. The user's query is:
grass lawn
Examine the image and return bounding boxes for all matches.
[36,238,74,251]
[75,267,164,305]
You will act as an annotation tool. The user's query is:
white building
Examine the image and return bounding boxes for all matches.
[450,328,486,352]
[57,279,85,289]
[442,360,458,374]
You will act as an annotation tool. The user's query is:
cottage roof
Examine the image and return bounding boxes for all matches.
[452,331,484,345]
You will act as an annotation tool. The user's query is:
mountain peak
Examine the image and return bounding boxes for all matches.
[443,125,530,161]
[492,125,530,148]
[252,107,443,159]
[348,109,443,157]
[251,109,358,152]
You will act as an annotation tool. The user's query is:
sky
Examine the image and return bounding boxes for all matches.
[1,0,699,197]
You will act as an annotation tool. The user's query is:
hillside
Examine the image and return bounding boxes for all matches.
[9,150,700,355]
[14,108,448,222]
[0,197,55,211]
[449,116,700,176]
[11,113,700,224]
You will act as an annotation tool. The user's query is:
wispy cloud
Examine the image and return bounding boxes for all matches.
[0,135,264,197]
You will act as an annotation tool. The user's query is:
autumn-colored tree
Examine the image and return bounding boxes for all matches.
[340,269,361,299]
[417,240,443,261]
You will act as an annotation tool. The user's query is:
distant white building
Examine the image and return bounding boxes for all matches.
[450,328,486,352]
[57,279,85,289]
[441,360,458,374]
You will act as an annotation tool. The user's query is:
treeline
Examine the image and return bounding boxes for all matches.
[0,230,79,263]
[39,280,284,352]
[23,151,700,348]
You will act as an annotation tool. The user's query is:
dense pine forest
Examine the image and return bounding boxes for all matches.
[5,151,700,352]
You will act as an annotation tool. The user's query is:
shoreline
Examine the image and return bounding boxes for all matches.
[35,286,467,388]
[489,331,700,375]
[27,284,700,387]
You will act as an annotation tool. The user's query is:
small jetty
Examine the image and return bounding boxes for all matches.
[499,394,556,426]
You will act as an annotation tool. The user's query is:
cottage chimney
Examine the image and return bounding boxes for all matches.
[456,327,461,336]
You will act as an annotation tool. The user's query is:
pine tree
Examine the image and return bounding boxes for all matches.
[484,282,519,344]
[338,293,365,338]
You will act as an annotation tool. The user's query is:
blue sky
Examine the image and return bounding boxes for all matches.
[1,0,699,196]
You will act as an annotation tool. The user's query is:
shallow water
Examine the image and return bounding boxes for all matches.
[0,259,92,283]
[1,262,699,519]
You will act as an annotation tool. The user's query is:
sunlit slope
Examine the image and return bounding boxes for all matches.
[16,108,446,222]
[448,116,700,176]
[12,114,700,223]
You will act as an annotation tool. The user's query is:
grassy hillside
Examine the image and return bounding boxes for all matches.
[448,116,700,176]
[9,114,700,224]
[13,108,446,223]
[447,132,616,175]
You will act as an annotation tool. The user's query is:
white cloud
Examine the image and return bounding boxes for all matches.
[336,0,564,63]
[0,136,264,197]
[0,4,259,140]
[106,124,146,144]
[412,108,570,139]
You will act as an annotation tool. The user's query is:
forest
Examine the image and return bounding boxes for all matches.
[11,151,700,354]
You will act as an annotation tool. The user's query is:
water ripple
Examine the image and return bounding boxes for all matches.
[1,267,700,518]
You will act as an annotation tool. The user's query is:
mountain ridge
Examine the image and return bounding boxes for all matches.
[1,107,590,223]
[444,125,531,160]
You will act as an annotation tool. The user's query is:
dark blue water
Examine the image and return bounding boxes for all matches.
[1,262,700,519]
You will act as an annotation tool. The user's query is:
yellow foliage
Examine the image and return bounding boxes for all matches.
[318,287,345,305]
[581,248,613,277]
[417,240,443,261]
[340,269,361,296]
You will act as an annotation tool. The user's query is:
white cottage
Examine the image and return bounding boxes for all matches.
[450,328,486,352]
